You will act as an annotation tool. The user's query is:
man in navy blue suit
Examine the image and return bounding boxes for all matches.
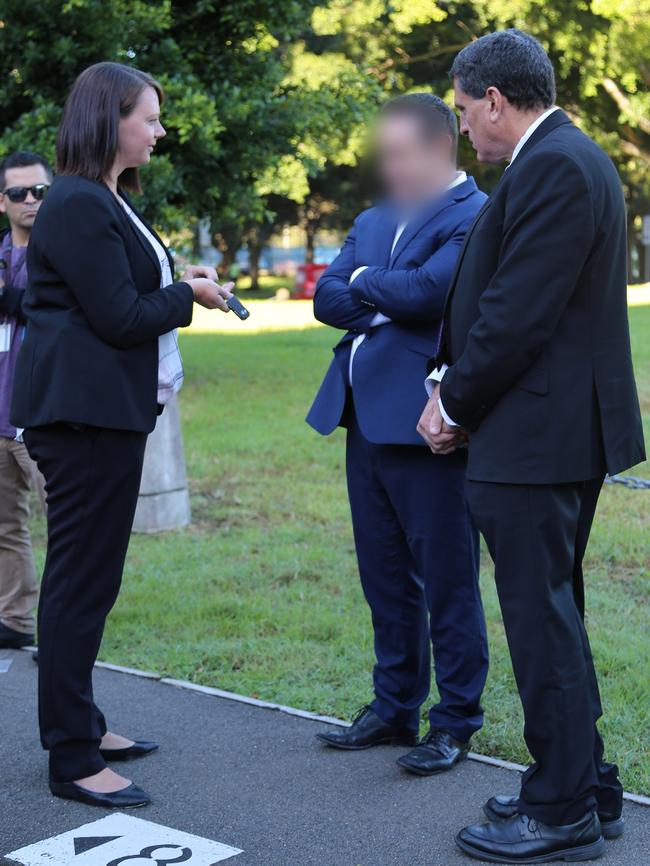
[307,94,489,776]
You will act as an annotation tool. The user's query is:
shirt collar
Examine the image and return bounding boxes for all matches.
[393,171,469,228]
[509,106,560,166]
[447,170,467,190]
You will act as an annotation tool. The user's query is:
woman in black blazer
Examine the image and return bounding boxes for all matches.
[11,62,233,808]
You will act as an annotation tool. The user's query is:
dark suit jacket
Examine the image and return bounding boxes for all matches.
[307,177,486,445]
[11,175,194,433]
[437,110,645,483]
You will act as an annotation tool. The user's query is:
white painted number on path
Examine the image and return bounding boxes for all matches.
[6,812,242,866]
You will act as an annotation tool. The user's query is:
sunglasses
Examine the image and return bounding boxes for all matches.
[1,184,50,203]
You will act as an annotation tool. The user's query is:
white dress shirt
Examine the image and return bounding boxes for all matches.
[426,110,558,426]
[349,171,468,385]
[509,106,559,165]
[118,198,185,405]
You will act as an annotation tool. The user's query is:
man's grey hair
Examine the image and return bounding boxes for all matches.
[381,92,459,156]
[450,29,556,111]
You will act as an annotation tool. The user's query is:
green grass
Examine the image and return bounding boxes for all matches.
[29,306,650,794]
[233,274,296,299]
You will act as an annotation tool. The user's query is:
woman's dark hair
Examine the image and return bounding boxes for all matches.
[56,61,163,193]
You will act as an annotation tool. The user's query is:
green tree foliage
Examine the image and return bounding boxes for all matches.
[1,1,648,269]
[299,0,649,268]
[0,0,374,250]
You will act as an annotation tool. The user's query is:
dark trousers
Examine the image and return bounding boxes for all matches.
[465,478,623,826]
[346,410,488,741]
[24,424,147,782]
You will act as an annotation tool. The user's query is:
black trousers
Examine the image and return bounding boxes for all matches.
[465,478,623,826]
[346,410,488,741]
[24,423,147,782]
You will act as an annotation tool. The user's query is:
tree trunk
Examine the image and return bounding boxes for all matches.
[212,221,241,276]
[249,240,261,291]
[305,224,316,264]
[133,394,191,533]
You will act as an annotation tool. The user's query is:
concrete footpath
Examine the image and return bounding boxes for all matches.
[1,649,648,866]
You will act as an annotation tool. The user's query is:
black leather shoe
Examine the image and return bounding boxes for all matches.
[100,740,159,762]
[456,812,605,863]
[484,795,625,840]
[396,728,469,775]
[49,779,151,808]
[0,622,34,649]
[316,706,418,750]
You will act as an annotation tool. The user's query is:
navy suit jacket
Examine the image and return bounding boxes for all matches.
[306,176,486,446]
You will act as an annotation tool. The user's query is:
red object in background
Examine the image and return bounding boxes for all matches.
[293,263,328,299]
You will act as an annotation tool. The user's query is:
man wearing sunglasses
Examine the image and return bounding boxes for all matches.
[0,150,51,650]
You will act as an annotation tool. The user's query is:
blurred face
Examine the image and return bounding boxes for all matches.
[454,80,510,163]
[0,164,51,237]
[375,113,454,205]
[117,85,166,169]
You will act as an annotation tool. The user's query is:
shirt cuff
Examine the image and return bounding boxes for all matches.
[425,363,448,396]
[424,364,460,427]
[438,397,459,428]
[350,267,392,326]
[349,265,368,284]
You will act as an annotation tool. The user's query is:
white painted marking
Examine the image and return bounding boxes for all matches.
[24,648,650,808]
[0,658,13,673]
[5,812,242,866]
[161,677,348,728]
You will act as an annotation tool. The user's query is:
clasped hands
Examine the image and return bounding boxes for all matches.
[417,384,468,455]
[181,265,234,313]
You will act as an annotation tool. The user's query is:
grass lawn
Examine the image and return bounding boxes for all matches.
[231,274,296,299]
[29,305,650,794]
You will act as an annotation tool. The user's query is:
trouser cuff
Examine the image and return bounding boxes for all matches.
[371,698,419,733]
[48,741,107,783]
[517,794,598,827]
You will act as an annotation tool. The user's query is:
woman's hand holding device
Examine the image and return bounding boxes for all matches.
[186,274,235,312]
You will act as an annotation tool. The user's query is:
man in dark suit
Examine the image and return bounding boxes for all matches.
[308,94,489,775]
[418,30,645,863]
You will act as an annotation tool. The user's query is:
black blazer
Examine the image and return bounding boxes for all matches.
[11,175,194,433]
[437,110,645,483]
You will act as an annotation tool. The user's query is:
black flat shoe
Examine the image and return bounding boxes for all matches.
[100,740,159,762]
[316,705,418,750]
[456,812,605,863]
[0,622,34,649]
[49,779,151,808]
[397,728,469,775]
[484,795,625,840]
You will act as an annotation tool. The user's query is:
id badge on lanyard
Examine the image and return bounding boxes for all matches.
[0,320,12,353]
[0,248,13,352]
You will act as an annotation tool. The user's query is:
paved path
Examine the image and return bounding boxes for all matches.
[1,650,647,866]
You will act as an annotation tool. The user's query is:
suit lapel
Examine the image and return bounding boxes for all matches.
[437,109,575,354]
[441,192,494,309]
[452,194,491,269]
[390,180,472,267]
[444,110,573,301]
[145,218,176,278]
[115,191,167,278]
[374,208,399,267]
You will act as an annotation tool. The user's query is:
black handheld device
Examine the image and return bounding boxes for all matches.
[226,295,250,320]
